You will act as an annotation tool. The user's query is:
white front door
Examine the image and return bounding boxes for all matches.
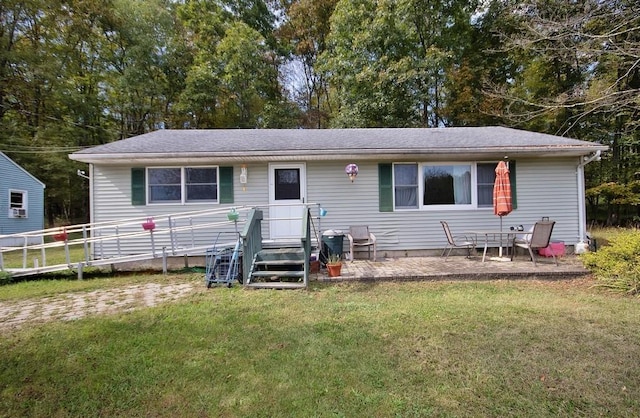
[268,163,306,240]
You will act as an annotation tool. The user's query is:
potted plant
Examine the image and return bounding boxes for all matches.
[326,253,342,277]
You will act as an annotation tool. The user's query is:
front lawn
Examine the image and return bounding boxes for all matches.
[0,277,638,417]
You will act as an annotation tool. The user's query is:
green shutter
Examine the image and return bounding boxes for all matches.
[378,163,393,212]
[509,161,517,209]
[219,166,234,203]
[131,168,146,206]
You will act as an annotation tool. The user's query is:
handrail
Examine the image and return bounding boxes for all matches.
[240,208,264,283]
[0,206,252,274]
[1,203,323,280]
[301,208,311,287]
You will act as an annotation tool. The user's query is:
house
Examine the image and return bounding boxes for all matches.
[0,152,46,245]
[69,127,607,258]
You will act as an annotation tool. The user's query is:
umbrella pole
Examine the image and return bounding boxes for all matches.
[499,216,503,257]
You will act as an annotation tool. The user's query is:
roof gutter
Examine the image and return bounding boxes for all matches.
[69,146,608,165]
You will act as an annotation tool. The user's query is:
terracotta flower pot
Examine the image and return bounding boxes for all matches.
[327,263,342,277]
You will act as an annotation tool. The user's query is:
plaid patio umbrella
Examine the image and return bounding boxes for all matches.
[493,160,512,221]
[493,161,512,258]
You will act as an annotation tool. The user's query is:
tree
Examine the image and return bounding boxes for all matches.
[319,0,489,128]
[486,0,640,223]
[215,21,280,127]
[279,0,338,128]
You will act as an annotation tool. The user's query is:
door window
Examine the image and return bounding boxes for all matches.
[274,168,300,200]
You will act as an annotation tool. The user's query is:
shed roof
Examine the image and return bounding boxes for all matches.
[69,127,608,164]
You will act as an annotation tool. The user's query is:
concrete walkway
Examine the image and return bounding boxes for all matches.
[316,254,588,282]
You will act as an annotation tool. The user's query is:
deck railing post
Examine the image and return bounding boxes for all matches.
[41,234,46,267]
[189,217,195,248]
[168,216,177,255]
[82,226,90,263]
[162,247,167,274]
[22,236,28,269]
[64,240,70,266]
[115,226,121,257]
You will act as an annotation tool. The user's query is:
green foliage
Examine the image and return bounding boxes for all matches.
[1,0,640,226]
[0,270,13,286]
[582,229,640,295]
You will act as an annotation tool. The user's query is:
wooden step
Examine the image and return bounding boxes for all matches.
[253,259,305,267]
[245,282,306,289]
[255,248,305,262]
[250,271,305,278]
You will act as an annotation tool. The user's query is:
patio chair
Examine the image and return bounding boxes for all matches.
[511,220,557,267]
[346,226,377,261]
[440,221,477,260]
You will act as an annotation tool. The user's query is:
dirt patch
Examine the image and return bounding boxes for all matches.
[0,282,198,330]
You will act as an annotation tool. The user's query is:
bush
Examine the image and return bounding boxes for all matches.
[0,270,13,286]
[582,229,640,295]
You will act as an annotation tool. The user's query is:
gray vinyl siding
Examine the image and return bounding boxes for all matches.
[91,157,582,256]
[306,158,581,253]
[0,153,45,237]
[92,164,270,255]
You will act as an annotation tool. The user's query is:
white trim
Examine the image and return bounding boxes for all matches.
[8,189,28,218]
[392,161,501,211]
[268,163,307,240]
[146,166,220,205]
[577,150,602,242]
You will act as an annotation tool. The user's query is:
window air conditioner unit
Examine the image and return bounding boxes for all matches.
[12,208,27,218]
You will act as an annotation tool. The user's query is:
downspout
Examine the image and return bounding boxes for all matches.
[88,164,95,259]
[89,164,94,226]
[577,150,601,243]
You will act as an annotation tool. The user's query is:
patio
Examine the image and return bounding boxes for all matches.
[315,253,588,283]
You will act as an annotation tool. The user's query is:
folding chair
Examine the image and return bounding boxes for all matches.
[511,220,558,266]
[440,221,476,260]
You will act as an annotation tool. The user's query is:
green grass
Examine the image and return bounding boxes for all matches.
[1,244,86,269]
[1,276,639,417]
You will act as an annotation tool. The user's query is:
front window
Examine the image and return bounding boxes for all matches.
[186,168,217,202]
[477,163,496,207]
[394,164,418,208]
[149,168,181,203]
[423,164,471,205]
[148,167,218,204]
[392,162,503,210]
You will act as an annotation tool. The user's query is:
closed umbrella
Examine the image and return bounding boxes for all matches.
[493,161,512,258]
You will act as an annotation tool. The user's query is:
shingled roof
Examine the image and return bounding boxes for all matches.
[70,127,608,164]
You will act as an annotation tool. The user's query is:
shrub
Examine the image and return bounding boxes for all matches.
[0,270,13,286]
[582,229,640,295]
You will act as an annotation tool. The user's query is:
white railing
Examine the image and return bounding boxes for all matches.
[0,206,252,277]
[0,203,325,278]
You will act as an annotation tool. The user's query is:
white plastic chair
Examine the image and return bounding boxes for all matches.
[346,226,377,261]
